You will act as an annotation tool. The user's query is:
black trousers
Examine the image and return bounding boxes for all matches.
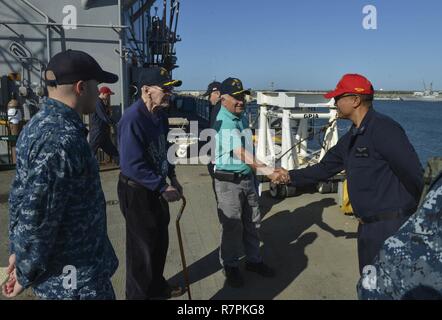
[117,174,170,300]
[90,134,119,159]
[357,215,409,275]
[207,163,217,200]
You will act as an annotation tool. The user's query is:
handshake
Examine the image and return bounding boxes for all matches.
[268,168,291,184]
[257,166,291,185]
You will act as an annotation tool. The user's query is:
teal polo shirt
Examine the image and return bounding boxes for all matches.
[214,106,253,175]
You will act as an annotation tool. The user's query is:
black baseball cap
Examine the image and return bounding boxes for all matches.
[138,67,182,89]
[45,49,118,86]
[220,77,251,97]
[203,81,221,97]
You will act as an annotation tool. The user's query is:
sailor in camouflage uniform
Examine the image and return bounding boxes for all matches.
[2,50,119,300]
[358,172,442,299]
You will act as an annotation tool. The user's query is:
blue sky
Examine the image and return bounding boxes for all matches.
[168,0,442,91]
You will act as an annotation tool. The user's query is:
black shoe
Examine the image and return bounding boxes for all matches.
[245,262,276,278]
[223,266,244,288]
[167,284,186,298]
[150,284,186,299]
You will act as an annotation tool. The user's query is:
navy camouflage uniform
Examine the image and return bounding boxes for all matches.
[9,97,119,300]
[358,173,442,300]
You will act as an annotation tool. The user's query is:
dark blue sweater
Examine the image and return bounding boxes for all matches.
[118,99,175,193]
[289,108,424,219]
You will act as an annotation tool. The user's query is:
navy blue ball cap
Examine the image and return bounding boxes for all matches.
[45,49,118,86]
[138,67,182,89]
[220,77,251,97]
[203,81,221,97]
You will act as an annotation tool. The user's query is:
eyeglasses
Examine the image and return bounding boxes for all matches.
[334,94,358,103]
[232,94,246,102]
[159,86,174,94]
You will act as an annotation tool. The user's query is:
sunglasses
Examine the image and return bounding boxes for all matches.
[232,93,246,102]
[334,94,358,103]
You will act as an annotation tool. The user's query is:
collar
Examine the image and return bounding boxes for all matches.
[45,98,86,131]
[98,98,106,107]
[135,98,162,125]
[220,105,241,121]
[351,108,375,136]
[45,98,88,137]
[135,98,151,118]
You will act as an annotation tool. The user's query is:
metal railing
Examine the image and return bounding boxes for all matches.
[20,0,52,62]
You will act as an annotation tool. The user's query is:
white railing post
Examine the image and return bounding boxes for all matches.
[256,104,268,163]
[281,108,296,170]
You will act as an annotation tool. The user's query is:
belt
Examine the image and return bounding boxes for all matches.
[213,170,251,183]
[357,209,415,224]
[119,173,145,189]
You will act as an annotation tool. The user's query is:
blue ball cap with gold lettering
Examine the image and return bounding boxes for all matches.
[220,77,251,97]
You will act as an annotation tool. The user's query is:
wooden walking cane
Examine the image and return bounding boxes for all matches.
[175,196,191,300]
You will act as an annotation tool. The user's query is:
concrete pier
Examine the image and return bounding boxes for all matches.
[0,165,360,300]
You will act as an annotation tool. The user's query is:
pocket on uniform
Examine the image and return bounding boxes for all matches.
[352,157,372,167]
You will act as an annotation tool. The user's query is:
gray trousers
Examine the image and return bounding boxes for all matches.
[214,176,262,268]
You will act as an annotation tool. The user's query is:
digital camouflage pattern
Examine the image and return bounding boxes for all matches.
[8,98,118,300]
[358,173,442,299]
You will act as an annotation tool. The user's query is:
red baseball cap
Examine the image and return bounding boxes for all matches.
[99,86,115,95]
[324,74,374,99]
